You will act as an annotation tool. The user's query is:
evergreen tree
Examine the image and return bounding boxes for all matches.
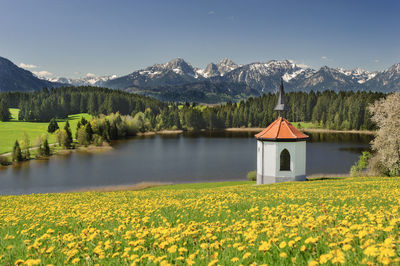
[85,123,93,142]
[12,140,23,162]
[21,132,30,160]
[36,137,51,157]
[64,121,73,148]
[47,118,59,133]
[43,139,51,156]
[0,99,11,122]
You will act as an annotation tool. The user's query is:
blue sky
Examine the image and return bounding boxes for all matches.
[0,0,399,78]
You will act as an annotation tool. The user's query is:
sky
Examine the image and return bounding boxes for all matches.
[0,0,399,79]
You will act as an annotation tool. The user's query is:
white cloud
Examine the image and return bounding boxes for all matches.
[208,10,215,15]
[86,73,97,78]
[33,70,53,78]
[321,56,328,60]
[297,63,310,69]
[373,59,380,63]
[19,62,38,69]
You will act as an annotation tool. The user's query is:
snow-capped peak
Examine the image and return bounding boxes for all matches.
[47,74,118,86]
[336,67,376,84]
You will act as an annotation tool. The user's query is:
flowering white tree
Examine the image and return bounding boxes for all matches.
[368,93,400,176]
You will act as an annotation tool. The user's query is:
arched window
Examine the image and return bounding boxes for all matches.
[280,149,291,171]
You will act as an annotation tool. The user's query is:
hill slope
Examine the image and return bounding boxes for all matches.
[0,57,60,92]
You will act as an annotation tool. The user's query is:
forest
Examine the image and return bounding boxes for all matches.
[0,86,386,131]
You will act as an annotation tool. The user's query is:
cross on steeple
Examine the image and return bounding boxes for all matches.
[274,78,288,116]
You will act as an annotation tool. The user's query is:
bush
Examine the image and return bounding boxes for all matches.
[246,170,257,181]
[0,156,10,166]
[77,127,90,146]
[350,151,371,177]
[36,136,51,158]
[92,134,104,146]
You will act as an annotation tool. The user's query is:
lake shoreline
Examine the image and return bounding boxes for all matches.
[0,143,114,168]
[64,181,172,193]
[225,127,376,135]
[2,176,357,195]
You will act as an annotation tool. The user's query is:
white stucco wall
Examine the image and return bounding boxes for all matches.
[257,140,306,184]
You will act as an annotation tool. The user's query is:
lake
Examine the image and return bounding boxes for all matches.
[0,131,373,195]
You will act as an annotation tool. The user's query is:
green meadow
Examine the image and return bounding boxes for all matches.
[0,177,400,265]
[0,109,91,154]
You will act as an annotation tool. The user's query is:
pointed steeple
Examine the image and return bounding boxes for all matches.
[274,78,288,115]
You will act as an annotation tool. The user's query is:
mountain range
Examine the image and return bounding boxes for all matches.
[1,56,399,103]
[0,57,60,92]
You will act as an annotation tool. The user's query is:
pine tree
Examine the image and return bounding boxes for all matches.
[12,140,23,162]
[43,139,50,156]
[21,132,30,160]
[47,118,59,133]
[0,99,11,122]
[85,123,93,142]
[64,121,73,148]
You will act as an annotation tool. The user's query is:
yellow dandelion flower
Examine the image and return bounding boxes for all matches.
[258,241,271,251]
[231,257,239,262]
[23,259,41,266]
[243,252,251,259]
[379,247,395,258]
[167,245,177,253]
[364,246,378,257]
[14,259,24,265]
[380,257,392,265]
[342,244,352,251]
[319,253,332,264]
[186,258,195,266]
[208,259,218,266]
[160,261,171,266]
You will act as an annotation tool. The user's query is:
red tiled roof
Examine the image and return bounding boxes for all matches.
[255,117,309,141]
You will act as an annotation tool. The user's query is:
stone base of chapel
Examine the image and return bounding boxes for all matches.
[256,174,307,185]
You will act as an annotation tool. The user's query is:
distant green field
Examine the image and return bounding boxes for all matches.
[177,104,209,111]
[0,109,91,154]
[292,121,317,129]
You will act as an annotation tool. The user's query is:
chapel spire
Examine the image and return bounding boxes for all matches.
[274,78,288,116]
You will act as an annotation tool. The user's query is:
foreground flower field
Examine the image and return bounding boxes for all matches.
[1,178,400,265]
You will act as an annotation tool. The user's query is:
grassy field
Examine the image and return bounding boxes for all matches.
[0,109,91,154]
[293,121,318,129]
[1,177,400,265]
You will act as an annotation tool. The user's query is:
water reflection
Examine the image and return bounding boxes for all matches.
[307,132,373,144]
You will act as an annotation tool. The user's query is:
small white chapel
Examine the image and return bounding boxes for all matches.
[255,79,309,184]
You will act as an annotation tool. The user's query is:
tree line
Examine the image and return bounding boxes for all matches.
[209,90,385,130]
[0,86,386,131]
[0,86,167,122]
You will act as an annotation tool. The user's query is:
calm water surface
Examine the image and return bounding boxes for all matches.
[0,132,373,195]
